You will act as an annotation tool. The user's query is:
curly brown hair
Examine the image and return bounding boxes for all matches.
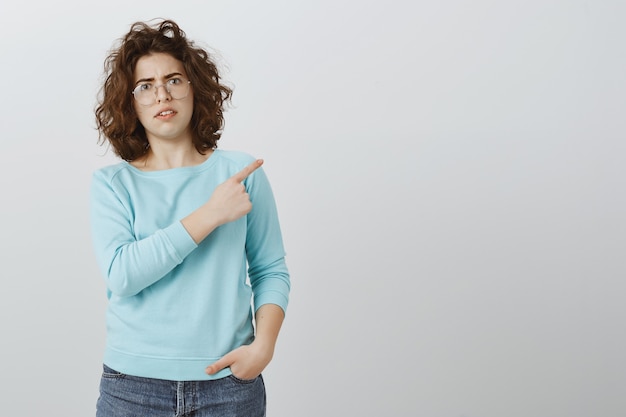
[95,19,233,161]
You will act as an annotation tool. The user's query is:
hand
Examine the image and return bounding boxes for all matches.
[205,342,273,380]
[205,341,274,380]
[206,305,284,379]
[205,159,263,226]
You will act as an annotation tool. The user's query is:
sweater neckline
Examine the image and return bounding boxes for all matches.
[122,149,220,177]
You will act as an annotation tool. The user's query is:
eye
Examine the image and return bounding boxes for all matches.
[168,78,182,85]
[135,83,151,92]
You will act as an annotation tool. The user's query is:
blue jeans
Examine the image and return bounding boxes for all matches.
[96,364,266,417]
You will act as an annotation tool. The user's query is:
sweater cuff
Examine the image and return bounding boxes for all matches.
[254,289,289,314]
[162,221,198,262]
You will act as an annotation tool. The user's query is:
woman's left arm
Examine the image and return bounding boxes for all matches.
[206,161,290,378]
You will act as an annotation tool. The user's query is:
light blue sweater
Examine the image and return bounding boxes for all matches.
[90,150,290,381]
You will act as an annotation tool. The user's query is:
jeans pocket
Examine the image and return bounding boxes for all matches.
[102,364,126,379]
[228,373,259,384]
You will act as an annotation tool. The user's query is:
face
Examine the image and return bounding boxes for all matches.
[132,53,194,145]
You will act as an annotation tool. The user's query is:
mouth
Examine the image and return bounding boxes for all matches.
[155,109,176,117]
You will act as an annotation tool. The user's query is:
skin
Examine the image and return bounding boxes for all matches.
[130,52,285,380]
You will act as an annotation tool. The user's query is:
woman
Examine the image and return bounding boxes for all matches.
[91,19,290,417]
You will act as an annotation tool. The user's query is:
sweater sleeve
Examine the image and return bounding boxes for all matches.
[90,169,198,297]
[244,167,291,314]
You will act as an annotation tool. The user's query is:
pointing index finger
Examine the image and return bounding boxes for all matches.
[231,159,264,183]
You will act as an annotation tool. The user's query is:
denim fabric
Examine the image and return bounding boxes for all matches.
[96,364,266,417]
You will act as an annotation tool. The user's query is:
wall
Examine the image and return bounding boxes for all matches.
[1,1,624,415]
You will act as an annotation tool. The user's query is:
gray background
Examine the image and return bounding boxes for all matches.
[1,1,624,416]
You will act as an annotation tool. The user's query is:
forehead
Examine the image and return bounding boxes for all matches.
[133,53,186,80]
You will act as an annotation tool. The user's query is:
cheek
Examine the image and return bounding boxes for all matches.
[133,105,149,125]
[132,102,140,119]
[184,98,195,119]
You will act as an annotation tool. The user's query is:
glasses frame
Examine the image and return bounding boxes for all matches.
[131,79,192,106]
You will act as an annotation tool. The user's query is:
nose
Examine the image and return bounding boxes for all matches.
[155,84,171,102]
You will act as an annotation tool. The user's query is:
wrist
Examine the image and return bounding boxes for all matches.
[199,201,223,226]
[251,337,276,358]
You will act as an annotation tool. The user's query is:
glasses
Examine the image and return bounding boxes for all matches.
[132,78,191,105]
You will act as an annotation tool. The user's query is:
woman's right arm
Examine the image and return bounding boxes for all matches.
[90,160,263,298]
[90,170,198,297]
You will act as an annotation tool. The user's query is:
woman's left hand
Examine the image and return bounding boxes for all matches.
[205,341,274,380]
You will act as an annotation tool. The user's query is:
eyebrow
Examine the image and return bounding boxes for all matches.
[135,72,184,85]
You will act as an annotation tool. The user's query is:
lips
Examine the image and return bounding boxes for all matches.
[155,108,176,117]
